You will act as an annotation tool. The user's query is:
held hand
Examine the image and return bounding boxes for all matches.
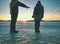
[32,16,34,18]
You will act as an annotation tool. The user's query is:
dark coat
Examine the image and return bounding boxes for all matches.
[10,1,28,15]
[33,3,44,20]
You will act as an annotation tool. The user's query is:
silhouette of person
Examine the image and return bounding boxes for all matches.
[10,0,30,32]
[32,0,44,33]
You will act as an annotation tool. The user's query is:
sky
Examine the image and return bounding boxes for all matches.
[0,0,60,21]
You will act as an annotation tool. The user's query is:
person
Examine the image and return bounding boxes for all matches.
[10,0,30,32]
[32,0,44,33]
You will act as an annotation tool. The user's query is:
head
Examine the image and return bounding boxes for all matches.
[37,0,41,5]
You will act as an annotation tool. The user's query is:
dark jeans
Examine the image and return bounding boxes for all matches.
[34,20,40,33]
[10,14,18,31]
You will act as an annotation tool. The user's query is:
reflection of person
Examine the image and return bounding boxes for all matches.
[32,0,44,33]
[10,0,30,32]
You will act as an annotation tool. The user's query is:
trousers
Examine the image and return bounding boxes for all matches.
[34,20,41,32]
[10,13,18,31]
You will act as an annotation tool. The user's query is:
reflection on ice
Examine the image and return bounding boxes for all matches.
[0,22,60,44]
[1,30,60,44]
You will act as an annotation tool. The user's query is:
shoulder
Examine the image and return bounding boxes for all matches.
[41,5,44,10]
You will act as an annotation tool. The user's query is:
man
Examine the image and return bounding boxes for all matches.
[10,0,30,32]
[32,0,44,33]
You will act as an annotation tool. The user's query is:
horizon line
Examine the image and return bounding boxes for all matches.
[0,20,60,21]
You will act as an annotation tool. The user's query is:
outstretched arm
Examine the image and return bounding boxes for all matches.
[18,1,30,8]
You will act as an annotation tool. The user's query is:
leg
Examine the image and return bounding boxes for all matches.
[10,14,18,32]
[35,20,40,33]
[37,20,40,31]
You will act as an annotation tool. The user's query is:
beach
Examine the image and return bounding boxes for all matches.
[0,22,60,44]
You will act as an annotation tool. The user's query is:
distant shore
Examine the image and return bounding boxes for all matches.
[0,20,60,22]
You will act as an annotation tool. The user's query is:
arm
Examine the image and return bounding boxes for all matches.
[41,6,44,18]
[40,6,44,18]
[32,7,37,18]
[18,1,30,8]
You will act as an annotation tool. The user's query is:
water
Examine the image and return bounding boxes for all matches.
[0,22,60,44]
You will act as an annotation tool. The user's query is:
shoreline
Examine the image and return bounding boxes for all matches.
[0,20,60,22]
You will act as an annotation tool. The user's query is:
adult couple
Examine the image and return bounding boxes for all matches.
[10,0,44,33]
